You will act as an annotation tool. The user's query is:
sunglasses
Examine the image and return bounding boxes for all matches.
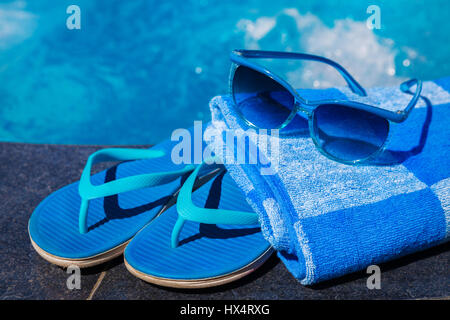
[229,50,423,164]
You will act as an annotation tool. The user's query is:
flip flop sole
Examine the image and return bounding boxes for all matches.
[29,169,220,268]
[124,170,272,288]
[29,235,130,268]
[124,247,273,289]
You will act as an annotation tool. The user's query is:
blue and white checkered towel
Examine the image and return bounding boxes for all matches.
[207,77,450,284]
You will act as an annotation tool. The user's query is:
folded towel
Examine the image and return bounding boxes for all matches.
[207,77,450,284]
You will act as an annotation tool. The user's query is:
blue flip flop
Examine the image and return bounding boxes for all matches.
[124,162,273,288]
[28,135,200,268]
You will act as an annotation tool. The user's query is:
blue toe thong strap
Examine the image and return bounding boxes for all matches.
[171,160,259,248]
[78,148,195,234]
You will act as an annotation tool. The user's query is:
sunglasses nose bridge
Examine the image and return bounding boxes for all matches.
[293,99,313,117]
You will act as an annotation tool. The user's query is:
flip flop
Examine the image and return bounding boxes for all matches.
[124,162,273,288]
[28,133,203,268]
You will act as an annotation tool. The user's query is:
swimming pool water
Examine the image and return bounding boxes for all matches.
[1,0,449,144]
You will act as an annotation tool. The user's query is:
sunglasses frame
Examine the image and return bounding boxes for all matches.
[229,49,423,165]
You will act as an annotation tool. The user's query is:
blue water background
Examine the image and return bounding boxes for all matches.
[1,0,449,144]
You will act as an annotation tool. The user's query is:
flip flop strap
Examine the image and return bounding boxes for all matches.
[78,148,195,234]
[171,161,259,248]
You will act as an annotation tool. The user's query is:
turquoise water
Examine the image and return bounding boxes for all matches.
[1,0,449,144]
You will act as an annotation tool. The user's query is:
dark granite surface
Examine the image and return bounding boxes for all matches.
[0,142,448,300]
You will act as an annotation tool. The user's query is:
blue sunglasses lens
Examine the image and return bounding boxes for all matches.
[232,65,294,128]
[314,104,389,162]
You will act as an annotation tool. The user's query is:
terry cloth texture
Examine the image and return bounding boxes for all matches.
[206,77,450,284]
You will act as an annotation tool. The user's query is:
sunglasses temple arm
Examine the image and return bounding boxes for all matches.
[317,58,367,97]
[393,78,423,122]
[233,50,367,97]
